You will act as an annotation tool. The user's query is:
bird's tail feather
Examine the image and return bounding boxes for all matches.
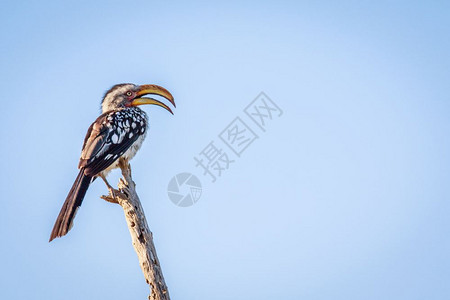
[49,170,91,242]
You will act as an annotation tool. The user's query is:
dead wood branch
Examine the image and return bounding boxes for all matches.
[101,159,170,300]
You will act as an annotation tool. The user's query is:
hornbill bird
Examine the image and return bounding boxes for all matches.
[49,83,175,242]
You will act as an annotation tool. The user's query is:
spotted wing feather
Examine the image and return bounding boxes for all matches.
[78,110,145,176]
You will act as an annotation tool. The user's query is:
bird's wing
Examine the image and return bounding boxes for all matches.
[78,110,145,176]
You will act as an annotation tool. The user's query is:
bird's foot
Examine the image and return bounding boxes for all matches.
[101,187,121,204]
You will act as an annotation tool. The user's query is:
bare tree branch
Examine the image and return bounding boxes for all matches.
[101,159,170,300]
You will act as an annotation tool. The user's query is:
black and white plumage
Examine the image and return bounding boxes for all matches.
[80,107,148,177]
[50,83,175,242]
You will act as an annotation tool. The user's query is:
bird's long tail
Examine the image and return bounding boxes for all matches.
[49,169,92,242]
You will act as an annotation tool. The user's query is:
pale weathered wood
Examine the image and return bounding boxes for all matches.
[101,159,170,300]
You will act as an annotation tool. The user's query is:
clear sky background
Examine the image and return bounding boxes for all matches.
[0,1,449,299]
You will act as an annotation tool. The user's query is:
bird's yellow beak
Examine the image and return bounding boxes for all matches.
[130,84,175,114]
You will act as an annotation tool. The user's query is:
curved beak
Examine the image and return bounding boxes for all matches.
[130,84,175,114]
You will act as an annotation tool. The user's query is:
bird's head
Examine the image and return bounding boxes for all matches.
[101,83,175,114]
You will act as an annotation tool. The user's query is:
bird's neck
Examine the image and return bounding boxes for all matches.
[101,106,144,115]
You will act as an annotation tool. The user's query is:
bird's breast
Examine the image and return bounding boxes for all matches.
[122,132,147,161]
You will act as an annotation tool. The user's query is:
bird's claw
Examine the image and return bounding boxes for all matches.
[101,187,121,204]
[109,187,120,198]
[100,195,119,204]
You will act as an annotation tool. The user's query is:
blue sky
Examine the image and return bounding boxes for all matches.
[1,1,449,299]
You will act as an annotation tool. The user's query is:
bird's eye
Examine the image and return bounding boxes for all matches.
[126,91,133,97]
